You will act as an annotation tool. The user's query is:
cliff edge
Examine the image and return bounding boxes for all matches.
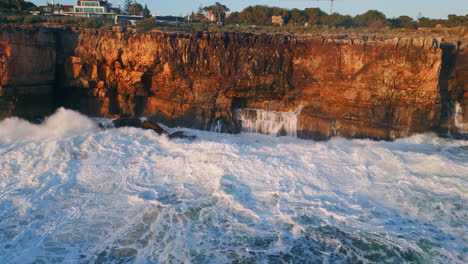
[0,26,466,140]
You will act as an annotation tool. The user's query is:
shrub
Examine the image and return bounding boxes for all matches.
[23,15,45,24]
[136,18,157,33]
[46,16,61,23]
[7,15,23,23]
[61,16,81,25]
[81,18,105,29]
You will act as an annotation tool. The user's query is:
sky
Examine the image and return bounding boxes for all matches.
[31,0,468,19]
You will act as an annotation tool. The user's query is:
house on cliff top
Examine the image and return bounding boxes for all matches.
[40,0,120,17]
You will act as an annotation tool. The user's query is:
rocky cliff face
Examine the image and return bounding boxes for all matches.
[0,25,466,140]
[0,26,58,119]
[293,37,465,139]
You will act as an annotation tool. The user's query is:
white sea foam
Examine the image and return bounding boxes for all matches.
[0,109,467,263]
[0,107,98,144]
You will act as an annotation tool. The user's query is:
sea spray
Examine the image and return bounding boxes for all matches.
[0,109,466,263]
[0,108,98,144]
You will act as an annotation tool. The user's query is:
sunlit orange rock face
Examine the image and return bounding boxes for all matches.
[0,26,466,140]
[294,38,448,139]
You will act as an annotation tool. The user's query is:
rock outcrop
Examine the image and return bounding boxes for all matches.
[0,25,466,140]
[111,117,195,139]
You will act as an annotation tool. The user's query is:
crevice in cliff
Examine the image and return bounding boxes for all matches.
[134,72,153,116]
[52,29,66,111]
[108,87,120,115]
[437,43,458,135]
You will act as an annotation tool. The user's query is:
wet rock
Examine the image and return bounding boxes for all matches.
[112,117,142,128]
[141,120,168,135]
[169,131,196,140]
[110,118,195,140]
[31,115,44,125]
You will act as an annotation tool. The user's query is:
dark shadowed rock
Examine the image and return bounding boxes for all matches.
[169,131,197,140]
[112,118,142,128]
[109,118,195,139]
[141,120,169,135]
[31,115,44,125]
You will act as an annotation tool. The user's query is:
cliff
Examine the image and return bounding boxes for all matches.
[0,26,57,119]
[0,25,467,140]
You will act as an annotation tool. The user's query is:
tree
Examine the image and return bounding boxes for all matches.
[390,15,416,29]
[304,8,327,25]
[13,0,24,11]
[322,13,354,28]
[213,4,467,29]
[123,0,132,14]
[203,2,230,24]
[193,5,205,21]
[0,0,36,13]
[142,4,151,18]
[226,11,239,24]
[289,8,308,25]
[418,17,435,28]
[129,3,143,15]
[187,5,205,22]
[447,14,467,27]
[354,10,390,28]
[227,5,282,25]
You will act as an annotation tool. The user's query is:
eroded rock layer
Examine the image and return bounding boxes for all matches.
[0,26,466,139]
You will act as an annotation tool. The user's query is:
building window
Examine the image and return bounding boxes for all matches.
[76,7,105,13]
[82,1,99,6]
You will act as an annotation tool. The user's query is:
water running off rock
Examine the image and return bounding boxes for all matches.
[455,102,468,134]
[235,108,299,137]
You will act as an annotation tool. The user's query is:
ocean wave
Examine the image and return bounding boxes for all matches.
[0,109,466,263]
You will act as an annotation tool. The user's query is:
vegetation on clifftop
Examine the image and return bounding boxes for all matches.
[223,5,467,29]
[0,0,37,13]
[145,3,466,35]
[0,1,466,36]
